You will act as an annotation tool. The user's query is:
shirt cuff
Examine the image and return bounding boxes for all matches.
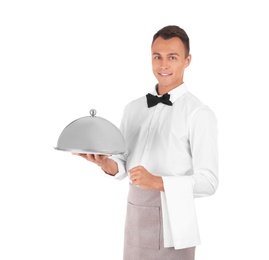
[107,156,127,180]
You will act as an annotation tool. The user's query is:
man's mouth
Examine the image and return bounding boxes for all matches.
[158,72,172,77]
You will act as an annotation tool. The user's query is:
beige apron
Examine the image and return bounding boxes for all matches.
[123,184,195,260]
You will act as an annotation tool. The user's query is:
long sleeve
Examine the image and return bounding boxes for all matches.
[162,106,219,198]
[189,106,219,198]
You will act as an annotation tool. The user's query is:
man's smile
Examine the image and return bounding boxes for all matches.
[158,72,172,77]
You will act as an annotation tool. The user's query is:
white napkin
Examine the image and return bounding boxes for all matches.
[161,176,201,249]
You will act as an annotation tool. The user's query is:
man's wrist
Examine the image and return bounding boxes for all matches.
[154,176,164,191]
[101,167,117,176]
[100,158,118,176]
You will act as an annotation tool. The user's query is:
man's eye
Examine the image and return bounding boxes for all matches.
[154,56,161,60]
[170,56,177,60]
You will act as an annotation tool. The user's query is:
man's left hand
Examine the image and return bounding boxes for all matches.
[129,165,164,191]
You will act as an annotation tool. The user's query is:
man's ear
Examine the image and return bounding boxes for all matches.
[185,54,192,68]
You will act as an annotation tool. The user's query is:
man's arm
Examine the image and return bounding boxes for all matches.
[189,106,219,197]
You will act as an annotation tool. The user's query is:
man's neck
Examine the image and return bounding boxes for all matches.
[157,82,184,95]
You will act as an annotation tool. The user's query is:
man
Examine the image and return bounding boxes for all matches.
[76,25,218,260]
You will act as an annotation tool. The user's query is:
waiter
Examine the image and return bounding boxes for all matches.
[76,25,218,260]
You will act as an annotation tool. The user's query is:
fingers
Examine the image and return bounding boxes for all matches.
[72,153,90,160]
[129,166,145,184]
[130,174,140,187]
[129,172,138,182]
[72,153,110,164]
[74,153,95,161]
[93,154,110,163]
[93,154,107,161]
[129,165,144,173]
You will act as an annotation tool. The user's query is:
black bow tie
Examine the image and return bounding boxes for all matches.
[146,93,173,108]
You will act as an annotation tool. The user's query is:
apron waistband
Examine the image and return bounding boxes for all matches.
[128,183,161,207]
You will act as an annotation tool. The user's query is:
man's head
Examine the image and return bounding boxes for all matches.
[152,25,190,58]
[151,25,191,94]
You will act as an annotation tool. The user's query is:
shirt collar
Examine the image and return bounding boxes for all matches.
[152,83,188,104]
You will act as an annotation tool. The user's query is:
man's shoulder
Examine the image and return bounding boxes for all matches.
[124,95,147,111]
[183,91,217,123]
[185,91,205,107]
[177,91,216,121]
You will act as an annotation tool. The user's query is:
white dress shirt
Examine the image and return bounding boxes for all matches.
[111,83,218,249]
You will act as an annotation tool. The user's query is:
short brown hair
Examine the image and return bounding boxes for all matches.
[152,25,190,57]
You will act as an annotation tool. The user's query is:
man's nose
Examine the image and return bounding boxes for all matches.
[160,59,169,69]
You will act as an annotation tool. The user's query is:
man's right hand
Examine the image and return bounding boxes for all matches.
[72,153,118,176]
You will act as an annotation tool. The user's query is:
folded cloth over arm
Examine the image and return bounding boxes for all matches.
[161,176,200,249]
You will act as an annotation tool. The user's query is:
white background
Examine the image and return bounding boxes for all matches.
[1,0,269,259]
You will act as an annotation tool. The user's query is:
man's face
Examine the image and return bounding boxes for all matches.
[151,37,191,94]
